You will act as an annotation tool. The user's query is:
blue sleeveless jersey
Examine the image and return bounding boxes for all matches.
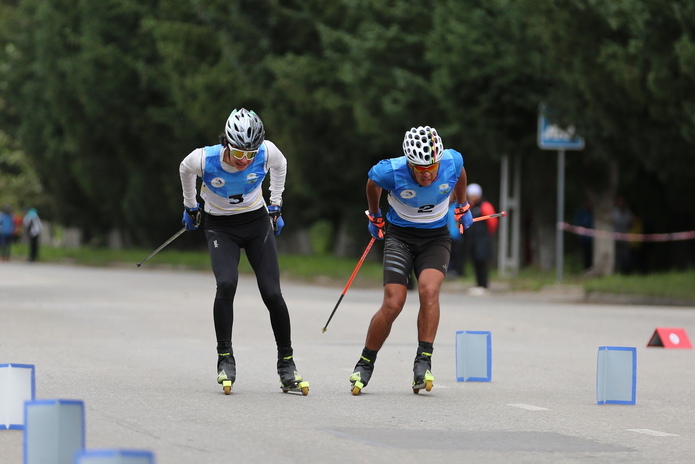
[201,144,268,207]
[368,149,463,229]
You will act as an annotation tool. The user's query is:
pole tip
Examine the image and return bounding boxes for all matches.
[501,211,507,217]
[136,263,142,267]
[322,327,327,333]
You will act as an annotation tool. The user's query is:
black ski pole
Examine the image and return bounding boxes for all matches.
[136,227,186,267]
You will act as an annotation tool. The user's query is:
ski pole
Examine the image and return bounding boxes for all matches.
[460,211,507,233]
[322,237,376,333]
[136,227,186,267]
[474,211,507,222]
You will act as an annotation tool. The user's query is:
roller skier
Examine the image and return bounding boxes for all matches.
[179,108,309,395]
[350,126,473,395]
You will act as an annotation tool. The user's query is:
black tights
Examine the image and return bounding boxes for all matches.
[205,211,291,354]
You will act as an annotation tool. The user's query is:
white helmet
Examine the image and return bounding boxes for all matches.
[224,108,265,150]
[402,126,444,166]
[467,183,483,197]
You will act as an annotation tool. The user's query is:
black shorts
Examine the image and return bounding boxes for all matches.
[382,224,452,286]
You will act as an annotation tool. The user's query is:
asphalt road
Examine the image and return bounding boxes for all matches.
[1,262,694,463]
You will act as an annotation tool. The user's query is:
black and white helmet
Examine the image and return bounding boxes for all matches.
[224,108,265,150]
[402,126,444,166]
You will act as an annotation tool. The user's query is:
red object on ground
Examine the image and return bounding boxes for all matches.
[647,328,692,349]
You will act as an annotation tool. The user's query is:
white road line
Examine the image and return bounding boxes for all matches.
[507,403,549,411]
[627,429,679,437]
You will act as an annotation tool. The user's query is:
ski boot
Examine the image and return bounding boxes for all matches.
[277,355,310,396]
[349,351,376,396]
[412,346,434,394]
[217,352,236,395]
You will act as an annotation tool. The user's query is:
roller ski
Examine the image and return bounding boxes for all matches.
[277,355,309,396]
[412,346,434,394]
[217,352,236,395]
[349,351,376,396]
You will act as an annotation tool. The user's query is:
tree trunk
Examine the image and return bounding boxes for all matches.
[525,153,558,271]
[333,222,357,258]
[587,160,618,277]
[276,229,312,255]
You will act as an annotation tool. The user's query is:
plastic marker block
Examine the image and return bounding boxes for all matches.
[456,331,492,382]
[75,449,155,464]
[596,347,636,405]
[647,327,692,349]
[24,399,85,464]
[0,363,36,430]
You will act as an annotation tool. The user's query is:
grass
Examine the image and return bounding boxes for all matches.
[583,271,695,302]
[18,244,212,270]
[7,244,695,303]
[273,253,383,284]
[9,243,384,286]
[499,264,695,303]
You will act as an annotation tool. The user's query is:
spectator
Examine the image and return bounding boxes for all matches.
[463,184,499,295]
[0,205,15,261]
[613,196,633,274]
[23,208,42,262]
[573,200,593,271]
[12,212,23,244]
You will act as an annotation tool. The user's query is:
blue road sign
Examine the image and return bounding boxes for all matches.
[537,103,585,151]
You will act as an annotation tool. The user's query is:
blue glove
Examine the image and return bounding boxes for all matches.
[454,202,473,233]
[182,204,201,231]
[365,209,385,240]
[268,205,284,235]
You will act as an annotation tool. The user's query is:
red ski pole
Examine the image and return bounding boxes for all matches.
[322,237,376,333]
[459,211,507,233]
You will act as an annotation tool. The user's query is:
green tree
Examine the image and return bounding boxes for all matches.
[1,0,195,245]
[0,131,45,211]
[1,0,693,271]
[527,0,695,271]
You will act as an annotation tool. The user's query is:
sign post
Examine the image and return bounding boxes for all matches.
[537,103,585,282]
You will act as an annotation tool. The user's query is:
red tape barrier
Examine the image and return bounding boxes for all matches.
[559,222,695,242]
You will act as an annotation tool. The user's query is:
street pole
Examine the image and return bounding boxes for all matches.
[556,149,565,283]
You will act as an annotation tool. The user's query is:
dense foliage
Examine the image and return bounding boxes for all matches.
[1,0,693,268]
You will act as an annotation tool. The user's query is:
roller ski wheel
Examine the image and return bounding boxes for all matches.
[217,352,236,395]
[412,370,434,394]
[350,380,365,396]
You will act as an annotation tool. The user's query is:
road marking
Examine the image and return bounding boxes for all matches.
[627,429,679,437]
[507,403,549,411]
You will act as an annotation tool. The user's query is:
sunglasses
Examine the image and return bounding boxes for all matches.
[410,163,439,173]
[229,148,259,160]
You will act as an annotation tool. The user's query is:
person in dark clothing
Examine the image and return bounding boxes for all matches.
[573,201,593,271]
[463,184,498,294]
[23,208,42,262]
[0,205,14,261]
